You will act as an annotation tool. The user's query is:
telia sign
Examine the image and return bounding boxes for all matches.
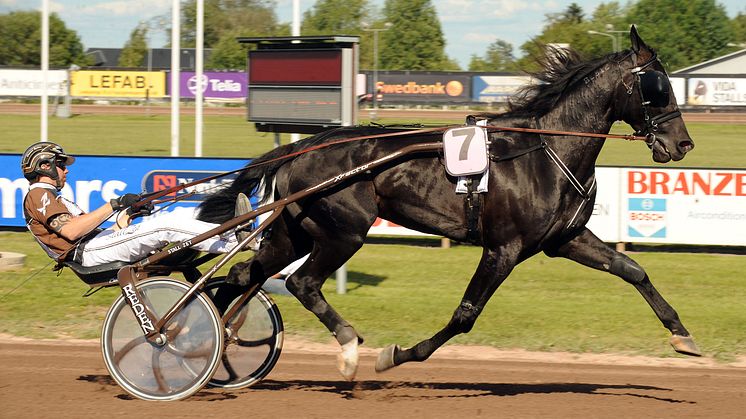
[176,71,247,99]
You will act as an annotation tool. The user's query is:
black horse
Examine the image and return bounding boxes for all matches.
[198,26,699,380]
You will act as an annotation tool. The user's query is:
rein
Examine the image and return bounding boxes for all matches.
[133,125,649,209]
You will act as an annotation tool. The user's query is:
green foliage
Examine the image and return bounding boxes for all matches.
[0,112,744,168]
[468,39,517,72]
[379,0,456,70]
[731,12,746,44]
[179,0,286,70]
[626,0,734,70]
[0,10,86,67]
[1,232,744,360]
[118,24,149,68]
[302,0,375,69]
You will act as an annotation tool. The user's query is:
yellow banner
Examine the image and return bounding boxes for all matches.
[71,71,166,98]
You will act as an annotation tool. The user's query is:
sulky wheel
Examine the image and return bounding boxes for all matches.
[100,277,223,401]
[203,278,284,389]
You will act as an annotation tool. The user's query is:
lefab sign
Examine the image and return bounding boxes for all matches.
[71,70,166,98]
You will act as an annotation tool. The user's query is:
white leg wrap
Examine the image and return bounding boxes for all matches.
[336,339,359,381]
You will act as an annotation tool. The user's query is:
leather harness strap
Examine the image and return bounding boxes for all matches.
[464,175,483,245]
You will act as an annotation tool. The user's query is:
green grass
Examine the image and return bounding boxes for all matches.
[1,113,745,168]
[1,232,744,361]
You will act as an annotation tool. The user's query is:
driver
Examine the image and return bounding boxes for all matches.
[21,141,254,267]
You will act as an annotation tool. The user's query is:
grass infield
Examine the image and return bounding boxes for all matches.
[0,113,744,168]
[0,110,744,360]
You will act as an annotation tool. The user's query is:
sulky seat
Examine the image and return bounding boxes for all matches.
[62,260,130,286]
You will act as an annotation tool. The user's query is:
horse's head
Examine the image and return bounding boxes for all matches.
[617,26,694,163]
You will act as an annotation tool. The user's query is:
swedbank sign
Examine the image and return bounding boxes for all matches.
[70,70,166,98]
[372,72,471,103]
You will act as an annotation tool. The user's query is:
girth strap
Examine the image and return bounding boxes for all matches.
[464,175,483,245]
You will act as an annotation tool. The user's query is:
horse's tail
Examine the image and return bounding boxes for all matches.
[197,142,300,224]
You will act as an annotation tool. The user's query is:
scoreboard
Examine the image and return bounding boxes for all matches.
[239,36,359,134]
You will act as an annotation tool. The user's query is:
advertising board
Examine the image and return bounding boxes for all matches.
[70,70,166,98]
[670,77,686,106]
[374,72,471,103]
[621,168,746,245]
[176,71,247,100]
[584,167,622,242]
[471,75,531,103]
[686,78,746,106]
[0,154,244,228]
[2,155,743,246]
[0,69,68,97]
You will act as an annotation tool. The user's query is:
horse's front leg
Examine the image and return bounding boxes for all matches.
[545,227,701,356]
[376,244,520,372]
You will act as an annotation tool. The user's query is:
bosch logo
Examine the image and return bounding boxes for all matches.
[641,198,654,210]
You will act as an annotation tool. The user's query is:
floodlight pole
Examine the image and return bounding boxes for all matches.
[170,0,180,157]
[195,0,204,157]
[40,0,49,141]
[361,23,391,120]
[290,0,301,144]
[587,30,618,52]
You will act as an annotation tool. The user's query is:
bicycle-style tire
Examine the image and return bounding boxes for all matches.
[204,278,284,389]
[100,278,223,401]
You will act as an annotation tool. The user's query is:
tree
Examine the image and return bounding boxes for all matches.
[732,11,746,45]
[302,0,375,69]
[626,0,734,70]
[0,10,86,66]
[206,29,251,70]
[118,24,149,68]
[176,0,286,69]
[468,39,517,71]
[516,3,594,71]
[564,3,585,24]
[379,0,455,70]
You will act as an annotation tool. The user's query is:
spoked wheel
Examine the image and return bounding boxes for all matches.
[101,278,223,401]
[204,278,284,389]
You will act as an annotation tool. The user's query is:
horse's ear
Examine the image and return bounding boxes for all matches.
[629,25,648,54]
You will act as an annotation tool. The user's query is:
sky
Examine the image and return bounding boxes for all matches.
[1,0,745,69]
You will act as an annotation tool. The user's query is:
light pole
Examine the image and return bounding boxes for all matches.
[587,30,617,52]
[361,22,392,120]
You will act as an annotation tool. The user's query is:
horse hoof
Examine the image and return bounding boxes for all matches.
[375,344,399,373]
[336,339,359,381]
[670,334,702,357]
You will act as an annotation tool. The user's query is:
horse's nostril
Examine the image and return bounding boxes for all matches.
[679,140,694,152]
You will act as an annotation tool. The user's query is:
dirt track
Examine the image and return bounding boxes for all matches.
[2,339,745,418]
[2,103,746,123]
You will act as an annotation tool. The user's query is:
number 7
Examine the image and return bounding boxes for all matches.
[452,127,476,160]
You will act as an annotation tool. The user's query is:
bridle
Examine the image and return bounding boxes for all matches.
[620,51,683,148]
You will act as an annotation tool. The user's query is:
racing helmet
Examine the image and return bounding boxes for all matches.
[20,141,76,185]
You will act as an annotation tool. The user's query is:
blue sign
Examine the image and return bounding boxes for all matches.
[627,197,667,238]
[0,154,248,227]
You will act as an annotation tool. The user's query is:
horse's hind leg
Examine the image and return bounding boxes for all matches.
[283,234,367,381]
[545,227,701,356]
[377,245,520,372]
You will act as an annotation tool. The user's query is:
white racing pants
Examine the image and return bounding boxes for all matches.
[78,207,238,267]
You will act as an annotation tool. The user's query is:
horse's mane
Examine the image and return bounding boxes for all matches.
[487,45,630,119]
